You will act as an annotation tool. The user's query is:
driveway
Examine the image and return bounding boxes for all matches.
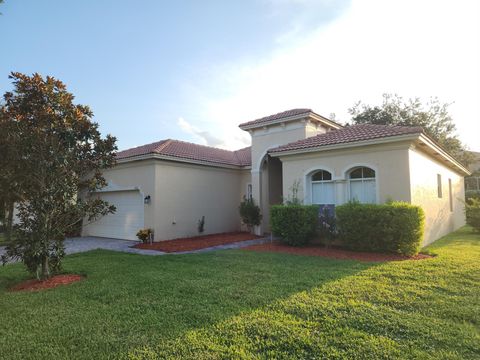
[64,237,165,256]
[0,236,270,261]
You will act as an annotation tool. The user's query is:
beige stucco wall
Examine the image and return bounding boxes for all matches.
[250,121,328,173]
[409,147,466,245]
[238,169,252,201]
[278,142,412,207]
[248,119,329,234]
[153,161,248,240]
[93,159,157,229]
[85,158,250,240]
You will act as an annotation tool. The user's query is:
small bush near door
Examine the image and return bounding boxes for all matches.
[239,196,262,233]
[136,228,154,243]
[336,202,425,256]
[270,205,318,246]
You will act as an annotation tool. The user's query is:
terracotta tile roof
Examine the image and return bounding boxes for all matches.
[269,124,423,153]
[233,146,252,166]
[239,108,312,128]
[116,139,251,167]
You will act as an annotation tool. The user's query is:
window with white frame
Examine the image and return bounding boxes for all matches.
[246,183,253,199]
[437,174,442,198]
[348,167,376,203]
[448,178,453,212]
[311,170,335,205]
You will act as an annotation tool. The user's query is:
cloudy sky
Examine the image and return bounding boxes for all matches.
[1,0,479,151]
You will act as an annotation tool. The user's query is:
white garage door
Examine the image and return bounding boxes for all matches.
[83,190,144,240]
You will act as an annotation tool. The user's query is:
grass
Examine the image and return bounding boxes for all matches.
[0,227,479,359]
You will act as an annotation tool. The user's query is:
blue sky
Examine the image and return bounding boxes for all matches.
[1,0,479,151]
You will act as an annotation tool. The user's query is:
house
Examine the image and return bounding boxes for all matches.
[82,109,470,245]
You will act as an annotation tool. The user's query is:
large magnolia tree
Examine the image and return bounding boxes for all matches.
[0,72,117,279]
[349,94,473,166]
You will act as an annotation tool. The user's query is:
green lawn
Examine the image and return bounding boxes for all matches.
[0,227,479,359]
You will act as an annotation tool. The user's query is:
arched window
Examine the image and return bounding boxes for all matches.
[311,170,335,205]
[348,166,376,203]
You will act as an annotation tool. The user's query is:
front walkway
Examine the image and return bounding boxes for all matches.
[0,236,271,260]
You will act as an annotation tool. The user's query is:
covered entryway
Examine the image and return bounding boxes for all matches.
[82,190,144,240]
[260,155,283,233]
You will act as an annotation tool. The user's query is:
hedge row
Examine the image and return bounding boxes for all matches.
[466,197,480,232]
[270,205,318,246]
[336,202,425,256]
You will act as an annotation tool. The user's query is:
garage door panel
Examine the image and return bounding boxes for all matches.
[83,191,144,240]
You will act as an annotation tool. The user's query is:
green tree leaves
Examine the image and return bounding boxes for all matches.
[349,94,473,165]
[0,72,117,279]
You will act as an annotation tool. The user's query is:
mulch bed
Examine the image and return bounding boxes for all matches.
[243,242,433,262]
[133,232,263,253]
[10,274,84,292]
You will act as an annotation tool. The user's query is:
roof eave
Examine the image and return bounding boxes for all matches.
[417,134,471,176]
[116,153,251,170]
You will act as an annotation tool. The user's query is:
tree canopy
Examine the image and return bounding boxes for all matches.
[349,94,472,165]
[0,72,117,279]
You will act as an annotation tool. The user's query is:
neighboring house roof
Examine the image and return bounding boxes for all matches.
[269,124,423,153]
[238,108,342,130]
[116,139,251,167]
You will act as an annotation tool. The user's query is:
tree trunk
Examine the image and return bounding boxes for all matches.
[5,201,14,242]
[40,256,50,280]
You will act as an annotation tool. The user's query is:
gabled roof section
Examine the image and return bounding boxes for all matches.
[239,108,342,130]
[116,139,251,168]
[115,139,171,159]
[269,124,423,153]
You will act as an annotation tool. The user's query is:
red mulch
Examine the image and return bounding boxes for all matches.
[243,242,433,262]
[133,232,262,253]
[10,274,84,292]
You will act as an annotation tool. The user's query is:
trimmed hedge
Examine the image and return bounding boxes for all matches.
[336,202,425,256]
[270,205,318,246]
[466,197,480,232]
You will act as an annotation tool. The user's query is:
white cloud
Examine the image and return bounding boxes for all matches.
[182,0,480,151]
[177,117,250,150]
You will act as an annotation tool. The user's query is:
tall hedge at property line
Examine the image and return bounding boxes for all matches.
[270,205,318,246]
[465,197,480,232]
[336,202,425,256]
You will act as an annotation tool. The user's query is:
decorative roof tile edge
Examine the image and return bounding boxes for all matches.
[116,139,252,169]
[239,109,342,130]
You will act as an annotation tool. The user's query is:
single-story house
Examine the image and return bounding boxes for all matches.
[82,109,471,245]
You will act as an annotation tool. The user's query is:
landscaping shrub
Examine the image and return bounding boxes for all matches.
[136,228,154,243]
[317,205,337,247]
[239,196,262,232]
[336,202,425,256]
[465,190,480,201]
[465,198,480,232]
[270,205,318,246]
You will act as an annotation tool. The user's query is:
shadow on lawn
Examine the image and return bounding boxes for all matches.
[127,227,480,359]
[1,228,479,359]
[0,246,380,360]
